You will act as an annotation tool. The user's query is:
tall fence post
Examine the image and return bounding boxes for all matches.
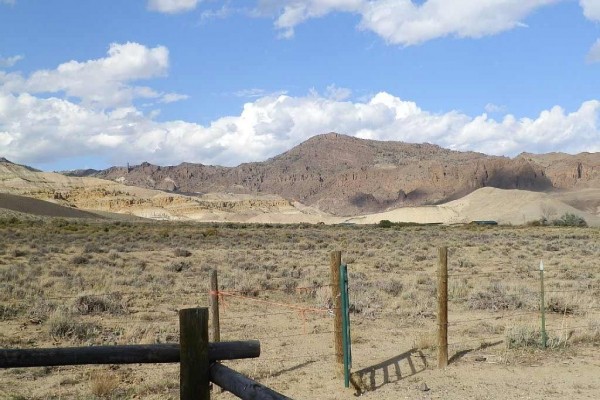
[179,308,209,400]
[210,270,220,343]
[539,260,547,348]
[330,250,343,376]
[437,247,448,368]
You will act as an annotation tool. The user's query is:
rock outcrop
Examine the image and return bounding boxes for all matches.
[81,133,567,216]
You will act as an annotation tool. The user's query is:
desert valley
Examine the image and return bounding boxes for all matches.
[1,134,600,399]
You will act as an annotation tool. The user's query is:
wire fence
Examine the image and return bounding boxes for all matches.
[443,257,600,353]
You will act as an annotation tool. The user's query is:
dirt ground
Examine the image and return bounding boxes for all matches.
[0,218,598,399]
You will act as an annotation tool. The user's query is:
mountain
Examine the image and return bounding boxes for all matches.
[2,148,599,225]
[78,133,562,216]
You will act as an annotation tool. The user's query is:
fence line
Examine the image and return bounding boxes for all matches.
[0,307,291,400]
[437,247,600,367]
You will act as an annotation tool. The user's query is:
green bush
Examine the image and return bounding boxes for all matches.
[552,213,587,227]
[378,220,393,228]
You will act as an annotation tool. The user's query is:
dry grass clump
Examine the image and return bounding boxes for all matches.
[377,279,403,297]
[0,304,20,320]
[571,322,600,345]
[164,260,191,273]
[173,248,192,257]
[72,293,126,315]
[468,283,524,311]
[505,325,542,348]
[47,309,99,341]
[505,325,567,349]
[28,298,57,322]
[90,371,120,398]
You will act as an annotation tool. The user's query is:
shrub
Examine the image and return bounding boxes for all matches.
[73,294,125,315]
[378,220,393,228]
[0,304,20,320]
[467,283,523,311]
[551,213,587,227]
[165,260,191,273]
[505,325,540,348]
[90,371,119,398]
[47,310,99,340]
[377,279,403,296]
[202,228,218,237]
[173,248,192,257]
[71,254,90,265]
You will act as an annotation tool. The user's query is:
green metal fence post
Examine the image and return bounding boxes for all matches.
[339,263,351,388]
[540,260,547,348]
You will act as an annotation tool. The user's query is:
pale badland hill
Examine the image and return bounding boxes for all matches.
[0,158,310,222]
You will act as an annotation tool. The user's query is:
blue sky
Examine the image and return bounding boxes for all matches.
[0,0,599,171]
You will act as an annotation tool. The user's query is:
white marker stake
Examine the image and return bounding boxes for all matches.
[540,260,544,271]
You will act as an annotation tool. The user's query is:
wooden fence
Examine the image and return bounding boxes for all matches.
[0,307,292,400]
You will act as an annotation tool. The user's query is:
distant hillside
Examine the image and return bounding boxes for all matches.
[77,133,566,216]
[0,157,310,222]
[0,193,100,219]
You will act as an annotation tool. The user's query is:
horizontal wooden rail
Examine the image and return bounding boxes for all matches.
[210,362,292,400]
[0,341,260,369]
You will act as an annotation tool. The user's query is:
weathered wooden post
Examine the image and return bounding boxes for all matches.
[179,308,209,400]
[210,270,220,342]
[330,250,343,375]
[437,247,448,368]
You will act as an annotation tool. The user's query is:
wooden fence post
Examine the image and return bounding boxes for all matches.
[180,308,209,400]
[437,247,448,368]
[330,250,343,375]
[210,270,220,343]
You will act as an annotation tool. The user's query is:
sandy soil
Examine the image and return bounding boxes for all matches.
[0,222,598,399]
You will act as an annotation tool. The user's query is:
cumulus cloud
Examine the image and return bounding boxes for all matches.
[148,0,200,14]
[2,42,170,108]
[159,93,190,103]
[256,0,557,45]
[1,84,599,168]
[1,42,598,168]
[0,55,23,68]
[485,103,507,113]
[581,0,600,21]
[581,1,600,64]
[587,39,600,63]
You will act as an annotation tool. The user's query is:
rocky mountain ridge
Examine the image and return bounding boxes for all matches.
[70,133,600,216]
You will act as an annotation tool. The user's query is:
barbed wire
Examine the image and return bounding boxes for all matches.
[216,284,334,296]
[447,334,506,348]
[448,311,540,326]
[219,310,304,320]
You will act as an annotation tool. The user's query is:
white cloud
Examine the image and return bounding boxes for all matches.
[0,0,15,5]
[148,0,200,14]
[1,82,599,167]
[325,84,352,101]
[159,93,189,103]
[581,0,600,21]
[3,42,170,108]
[0,55,23,68]
[233,88,288,99]
[587,39,600,63]
[256,0,558,45]
[485,103,507,113]
[200,4,235,22]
